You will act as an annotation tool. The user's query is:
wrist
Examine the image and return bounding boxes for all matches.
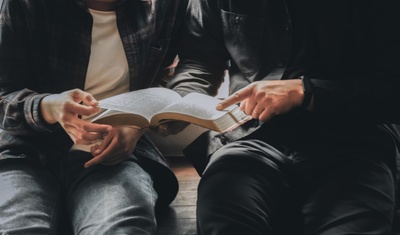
[40,95,57,124]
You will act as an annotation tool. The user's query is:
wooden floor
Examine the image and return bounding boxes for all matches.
[156,157,200,235]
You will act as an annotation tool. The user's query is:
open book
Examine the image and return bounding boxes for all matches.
[91,87,252,133]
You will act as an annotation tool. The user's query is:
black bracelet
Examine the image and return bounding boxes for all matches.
[300,76,313,109]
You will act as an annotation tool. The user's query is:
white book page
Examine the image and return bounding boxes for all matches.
[155,93,235,120]
[96,87,181,120]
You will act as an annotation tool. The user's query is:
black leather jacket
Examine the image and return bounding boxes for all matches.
[170,0,400,176]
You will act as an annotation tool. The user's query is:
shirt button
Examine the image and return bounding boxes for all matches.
[277,62,284,67]
[284,24,290,31]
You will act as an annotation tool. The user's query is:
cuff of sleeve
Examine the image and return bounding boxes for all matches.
[311,82,347,120]
[24,93,59,132]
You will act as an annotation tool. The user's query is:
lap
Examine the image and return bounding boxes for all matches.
[297,155,395,234]
[65,151,158,235]
[0,151,159,235]
[200,139,396,234]
[0,160,62,234]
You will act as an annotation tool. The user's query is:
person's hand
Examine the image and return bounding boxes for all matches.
[153,121,190,136]
[85,126,146,168]
[40,89,112,145]
[216,79,304,122]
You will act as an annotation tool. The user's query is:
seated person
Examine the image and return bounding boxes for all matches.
[0,0,188,234]
[169,0,400,234]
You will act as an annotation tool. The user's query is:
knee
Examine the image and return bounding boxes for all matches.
[69,163,158,234]
[196,158,278,235]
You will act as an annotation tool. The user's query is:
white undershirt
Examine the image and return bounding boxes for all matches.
[71,9,129,152]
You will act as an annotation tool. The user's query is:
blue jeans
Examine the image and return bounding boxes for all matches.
[0,150,158,235]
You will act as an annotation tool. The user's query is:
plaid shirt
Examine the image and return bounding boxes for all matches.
[0,0,187,206]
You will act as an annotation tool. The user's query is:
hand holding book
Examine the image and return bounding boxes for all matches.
[91,87,252,133]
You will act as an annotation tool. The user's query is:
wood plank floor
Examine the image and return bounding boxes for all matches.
[156,157,200,235]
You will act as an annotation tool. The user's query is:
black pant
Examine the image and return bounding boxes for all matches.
[196,138,395,235]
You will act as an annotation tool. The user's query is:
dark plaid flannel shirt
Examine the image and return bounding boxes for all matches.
[0,0,187,206]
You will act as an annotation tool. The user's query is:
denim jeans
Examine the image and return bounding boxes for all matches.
[0,150,158,235]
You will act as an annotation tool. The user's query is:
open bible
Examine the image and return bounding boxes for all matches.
[91,87,252,133]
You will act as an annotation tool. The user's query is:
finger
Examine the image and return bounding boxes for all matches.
[90,144,103,156]
[80,131,106,141]
[71,89,99,107]
[251,109,261,119]
[85,143,113,168]
[74,138,99,145]
[83,123,112,133]
[245,102,257,118]
[92,131,114,155]
[258,109,274,122]
[239,99,248,111]
[66,101,101,117]
[84,95,99,107]
[65,127,99,145]
[84,153,105,168]
[66,123,110,145]
[216,86,252,111]
[251,104,265,119]
[86,139,119,167]
[65,119,109,136]
[239,99,258,118]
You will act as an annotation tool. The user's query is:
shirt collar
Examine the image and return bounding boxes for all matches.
[74,0,132,10]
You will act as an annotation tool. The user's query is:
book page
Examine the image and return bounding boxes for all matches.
[96,87,181,121]
[153,93,234,121]
[91,109,151,128]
